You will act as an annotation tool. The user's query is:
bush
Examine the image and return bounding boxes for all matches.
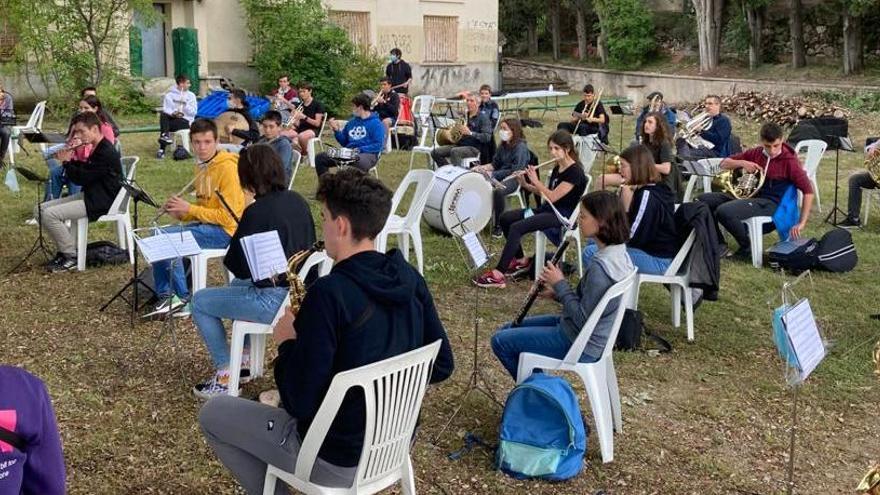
[595,0,655,69]
[804,90,880,113]
[242,0,384,116]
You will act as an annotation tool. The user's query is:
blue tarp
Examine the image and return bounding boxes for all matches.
[195,90,270,121]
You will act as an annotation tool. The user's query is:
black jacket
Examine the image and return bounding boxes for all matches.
[230,108,260,145]
[63,139,121,221]
[375,91,400,121]
[223,190,316,285]
[275,250,455,467]
[674,201,724,301]
[628,183,678,259]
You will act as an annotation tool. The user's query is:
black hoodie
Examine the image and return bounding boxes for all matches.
[628,182,679,259]
[275,249,455,467]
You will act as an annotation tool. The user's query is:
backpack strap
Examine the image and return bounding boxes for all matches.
[0,425,25,451]
[644,329,672,354]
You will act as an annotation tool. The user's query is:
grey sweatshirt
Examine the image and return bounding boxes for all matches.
[552,243,634,360]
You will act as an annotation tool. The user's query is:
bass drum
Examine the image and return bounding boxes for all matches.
[423,165,492,235]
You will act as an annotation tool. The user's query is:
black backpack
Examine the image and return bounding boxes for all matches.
[816,228,857,273]
[768,238,819,273]
[85,241,129,267]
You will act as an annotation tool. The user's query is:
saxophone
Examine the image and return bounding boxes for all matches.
[286,241,324,316]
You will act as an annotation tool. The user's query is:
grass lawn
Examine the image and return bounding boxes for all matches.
[1,107,878,494]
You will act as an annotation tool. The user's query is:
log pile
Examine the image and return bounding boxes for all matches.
[683,91,850,127]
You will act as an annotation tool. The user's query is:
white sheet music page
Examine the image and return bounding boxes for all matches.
[782,298,825,382]
[240,230,288,282]
[462,231,488,269]
[136,230,202,263]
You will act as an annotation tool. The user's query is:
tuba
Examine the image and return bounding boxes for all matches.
[437,117,468,146]
[286,241,325,317]
[676,111,714,149]
[865,152,880,183]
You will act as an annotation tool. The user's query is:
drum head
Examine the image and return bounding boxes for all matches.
[423,165,492,235]
[215,111,249,145]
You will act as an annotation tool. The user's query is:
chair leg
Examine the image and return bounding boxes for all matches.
[251,334,266,377]
[399,233,410,262]
[575,235,584,279]
[411,229,424,275]
[77,219,88,271]
[534,233,546,280]
[124,218,134,265]
[262,468,278,495]
[408,152,415,171]
[864,190,872,225]
[682,283,695,341]
[400,457,417,495]
[670,285,681,327]
[812,177,821,212]
[605,359,623,433]
[577,367,614,463]
[228,327,246,397]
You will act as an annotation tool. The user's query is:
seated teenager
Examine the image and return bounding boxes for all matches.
[44,95,118,201]
[0,366,66,495]
[431,93,493,167]
[633,91,676,140]
[315,94,385,176]
[470,118,530,236]
[35,112,122,273]
[268,74,299,122]
[697,122,813,260]
[600,112,682,199]
[373,77,400,131]
[478,84,501,130]
[676,95,733,160]
[147,119,245,316]
[281,81,325,152]
[191,144,316,399]
[79,86,120,137]
[255,110,294,184]
[583,145,678,275]
[491,190,635,379]
[223,89,260,147]
[556,84,608,142]
[198,168,454,494]
[837,139,880,228]
[474,130,588,289]
[0,85,13,165]
[157,74,198,159]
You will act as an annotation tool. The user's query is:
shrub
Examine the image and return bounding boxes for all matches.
[595,0,655,69]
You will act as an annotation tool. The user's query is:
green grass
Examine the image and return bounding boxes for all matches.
[1,109,879,494]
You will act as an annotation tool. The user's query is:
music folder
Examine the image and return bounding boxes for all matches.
[22,131,67,144]
[679,159,722,177]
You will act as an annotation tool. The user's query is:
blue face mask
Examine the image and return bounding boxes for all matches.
[390,55,398,63]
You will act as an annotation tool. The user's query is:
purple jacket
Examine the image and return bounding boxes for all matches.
[0,366,65,495]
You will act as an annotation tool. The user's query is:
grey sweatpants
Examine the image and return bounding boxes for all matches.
[34,193,88,256]
[199,395,356,495]
[431,145,479,167]
[847,170,878,220]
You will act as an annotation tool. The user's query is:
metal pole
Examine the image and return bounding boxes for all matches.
[786,384,799,495]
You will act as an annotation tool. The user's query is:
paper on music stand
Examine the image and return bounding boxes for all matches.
[781,298,825,382]
[135,230,202,264]
[679,159,722,177]
[461,231,489,269]
[541,194,574,230]
[4,167,19,193]
[240,230,288,282]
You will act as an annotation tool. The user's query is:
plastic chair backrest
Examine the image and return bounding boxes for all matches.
[288,149,302,190]
[389,170,435,227]
[664,229,696,276]
[107,161,137,215]
[794,139,826,177]
[121,156,139,178]
[23,101,47,130]
[412,95,435,118]
[562,270,637,363]
[574,134,599,174]
[297,250,333,279]
[293,340,442,490]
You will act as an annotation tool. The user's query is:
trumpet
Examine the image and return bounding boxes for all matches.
[370,88,385,109]
[572,88,604,135]
[283,103,305,129]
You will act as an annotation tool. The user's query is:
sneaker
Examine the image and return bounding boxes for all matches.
[492,225,503,238]
[473,270,506,289]
[144,295,185,318]
[158,133,173,146]
[43,252,64,267]
[156,148,166,159]
[506,257,530,273]
[48,254,76,273]
[192,372,229,400]
[171,301,192,318]
[835,216,861,229]
[24,217,37,226]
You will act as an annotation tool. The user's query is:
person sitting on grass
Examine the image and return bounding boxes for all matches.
[491,190,635,379]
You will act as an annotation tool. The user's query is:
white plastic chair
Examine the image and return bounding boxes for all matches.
[516,270,638,464]
[288,149,303,190]
[191,248,232,293]
[386,112,401,152]
[7,101,47,165]
[73,157,139,271]
[227,250,333,397]
[263,340,442,495]
[632,230,697,341]
[681,158,723,203]
[534,185,592,279]
[408,96,437,170]
[375,170,435,274]
[573,134,599,175]
[174,129,191,153]
[863,188,880,225]
[306,118,329,168]
[460,156,480,169]
[743,215,774,268]
[794,139,826,212]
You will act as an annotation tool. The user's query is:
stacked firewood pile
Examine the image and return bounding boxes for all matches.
[683,91,850,127]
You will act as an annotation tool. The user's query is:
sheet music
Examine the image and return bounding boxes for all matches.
[769,237,813,255]
[541,194,573,230]
[781,298,825,382]
[240,231,287,282]
[136,230,202,263]
[461,231,488,269]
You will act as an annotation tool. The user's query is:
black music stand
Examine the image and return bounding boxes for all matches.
[22,131,67,145]
[609,103,634,151]
[823,135,854,226]
[100,179,159,326]
[7,167,52,274]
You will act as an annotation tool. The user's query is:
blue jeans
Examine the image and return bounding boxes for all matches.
[192,278,289,369]
[152,223,231,299]
[45,158,81,201]
[491,315,598,380]
[581,242,671,276]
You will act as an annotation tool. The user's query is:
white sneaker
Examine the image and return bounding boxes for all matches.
[143,295,185,318]
[192,371,229,400]
[24,217,37,226]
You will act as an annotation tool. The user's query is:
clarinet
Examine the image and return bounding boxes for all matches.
[512,238,572,326]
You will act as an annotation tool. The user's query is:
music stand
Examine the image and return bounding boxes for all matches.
[609,103,634,151]
[6,167,52,274]
[100,179,159,326]
[588,139,619,190]
[22,131,67,145]
[823,135,854,226]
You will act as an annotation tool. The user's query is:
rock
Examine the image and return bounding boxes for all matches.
[143,77,175,100]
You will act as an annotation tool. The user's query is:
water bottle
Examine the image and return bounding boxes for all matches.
[548,84,554,92]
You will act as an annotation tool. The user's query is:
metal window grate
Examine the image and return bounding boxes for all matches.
[328,10,371,48]
[423,16,458,63]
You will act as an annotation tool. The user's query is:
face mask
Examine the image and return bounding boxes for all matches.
[390,55,398,63]
[499,130,512,142]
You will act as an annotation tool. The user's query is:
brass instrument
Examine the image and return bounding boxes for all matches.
[865,151,880,183]
[648,94,662,113]
[282,103,305,129]
[676,111,714,149]
[286,241,325,317]
[215,111,250,144]
[436,117,469,146]
[572,88,604,135]
[604,154,622,175]
[369,88,385,109]
[715,155,767,199]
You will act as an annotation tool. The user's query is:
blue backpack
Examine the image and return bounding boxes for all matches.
[496,373,587,480]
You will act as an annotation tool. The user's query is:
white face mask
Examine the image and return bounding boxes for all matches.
[499,130,512,142]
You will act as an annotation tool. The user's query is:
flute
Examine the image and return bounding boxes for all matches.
[507,158,557,180]
[149,165,208,224]
[215,188,240,224]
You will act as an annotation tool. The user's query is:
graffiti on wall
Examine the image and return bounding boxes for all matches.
[378,33,413,55]
[419,66,482,92]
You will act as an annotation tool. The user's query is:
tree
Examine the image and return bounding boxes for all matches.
[789,0,806,68]
[741,0,769,70]
[692,0,726,72]
[498,0,544,56]
[547,0,562,60]
[840,0,876,74]
[594,0,655,69]
[570,0,590,62]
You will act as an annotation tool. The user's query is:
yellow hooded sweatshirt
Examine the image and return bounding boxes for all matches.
[180,150,244,236]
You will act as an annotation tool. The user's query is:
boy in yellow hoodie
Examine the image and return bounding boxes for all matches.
[149,119,245,316]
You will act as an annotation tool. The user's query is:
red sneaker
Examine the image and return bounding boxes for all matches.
[473,270,506,289]
[506,257,531,274]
